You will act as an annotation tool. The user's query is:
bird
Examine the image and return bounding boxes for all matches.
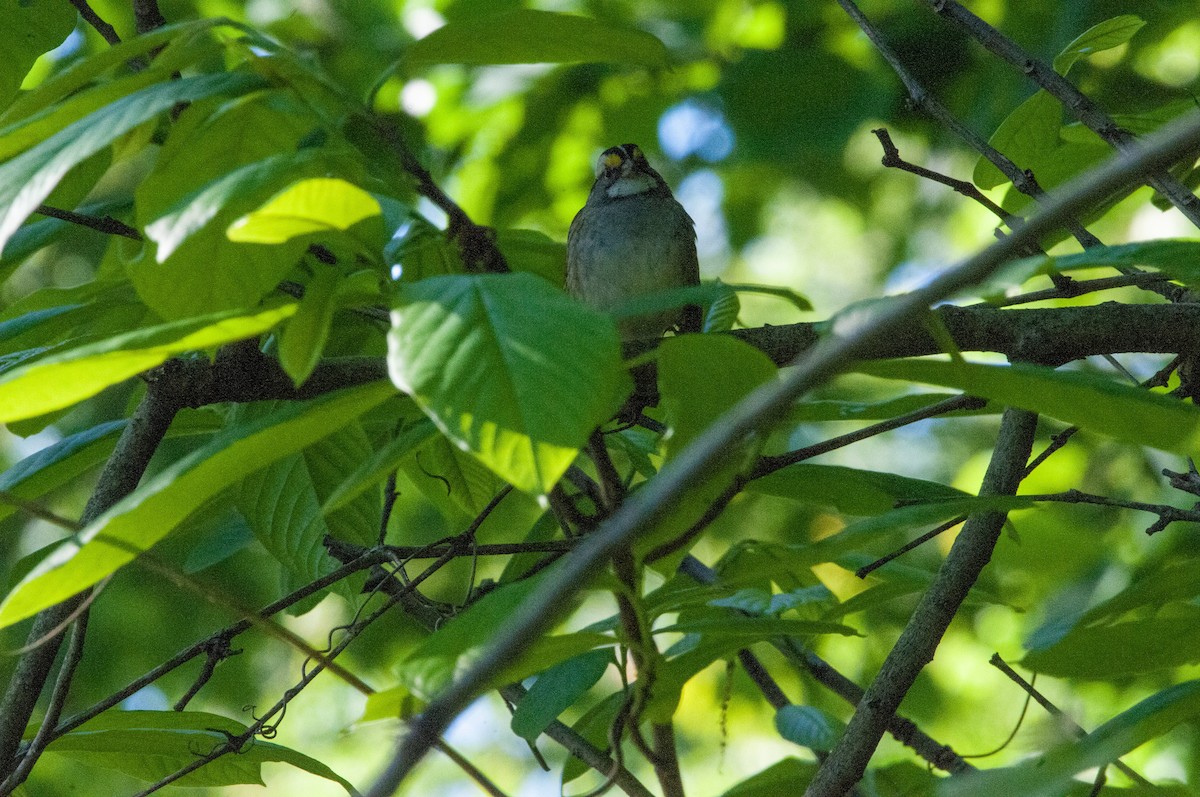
[566,143,701,339]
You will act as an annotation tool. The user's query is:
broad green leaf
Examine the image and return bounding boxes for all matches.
[388,273,629,495]
[775,705,844,752]
[0,304,295,423]
[749,464,968,515]
[640,334,775,566]
[974,90,1060,190]
[0,0,77,109]
[940,680,1200,797]
[0,303,292,422]
[238,452,338,598]
[279,266,340,386]
[143,150,325,261]
[0,20,223,125]
[1023,615,1200,678]
[562,693,626,784]
[1079,558,1200,625]
[402,433,504,518]
[720,759,818,797]
[405,10,669,67]
[43,710,354,791]
[0,420,125,525]
[659,333,776,458]
[644,634,751,722]
[322,418,438,513]
[857,359,1200,455]
[1053,15,1144,74]
[495,228,567,285]
[0,71,265,256]
[0,26,223,162]
[0,381,396,629]
[130,89,332,319]
[794,495,1035,567]
[510,648,612,741]
[227,177,385,256]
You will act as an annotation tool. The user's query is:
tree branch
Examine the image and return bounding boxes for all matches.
[922,0,1200,229]
[0,380,184,781]
[804,407,1039,795]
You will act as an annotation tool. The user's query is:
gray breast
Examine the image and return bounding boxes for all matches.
[567,195,697,339]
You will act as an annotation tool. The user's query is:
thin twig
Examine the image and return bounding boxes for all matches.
[922,0,1200,229]
[35,204,141,240]
[0,614,88,795]
[872,128,1017,226]
[836,0,1103,251]
[988,654,1151,786]
[67,0,122,44]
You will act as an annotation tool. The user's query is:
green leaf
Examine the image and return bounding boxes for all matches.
[0,420,124,525]
[402,433,504,518]
[322,418,438,513]
[720,759,818,797]
[1053,15,1145,75]
[143,150,325,261]
[0,0,77,109]
[0,381,396,629]
[0,304,295,423]
[1079,557,1200,625]
[361,683,426,723]
[857,359,1200,455]
[0,71,265,256]
[511,648,612,741]
[279,266,340,386]
[0,20,223,125]
[494,228,566,285]
[939,680,1200,797]
[749,464,968,516]
[43,710,354,791]
[1023,615,1200,678]
[973,90,1060,190]
[774,705,845,752]
[640,334,776,566]
[659,333,776,458]
[227,177,385,255]
[795,495,1035,567]
[388,273,629,495]
[405,10,669,67]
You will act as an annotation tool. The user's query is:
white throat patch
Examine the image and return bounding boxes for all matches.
[606,173,657,197]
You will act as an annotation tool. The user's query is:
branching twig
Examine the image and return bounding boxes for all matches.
[989,654,1151,786]
[67,0,122,45]
[872,128,1017,227]
[1022,488,1200,535]
[836,0,1103,252]
[922,0,1200,229]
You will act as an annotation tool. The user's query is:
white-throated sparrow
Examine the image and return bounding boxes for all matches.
[567,143,701,339]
